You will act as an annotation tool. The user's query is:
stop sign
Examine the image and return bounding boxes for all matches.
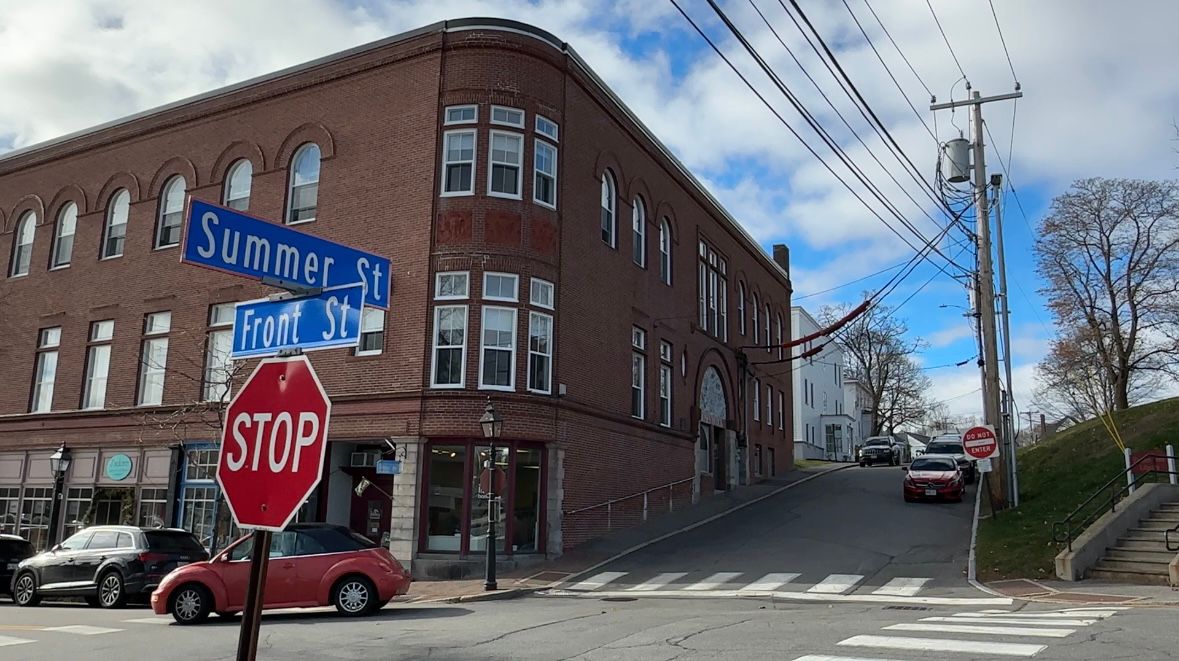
[217,355,331,531]
[962,425,999,460]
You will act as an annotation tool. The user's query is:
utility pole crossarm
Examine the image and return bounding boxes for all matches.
[930,91,1023,111]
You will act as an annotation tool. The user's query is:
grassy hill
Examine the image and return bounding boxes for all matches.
[976,396,1179,581]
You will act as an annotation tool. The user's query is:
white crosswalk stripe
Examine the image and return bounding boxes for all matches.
[921,615,1098,627]
[626,572,687,591]
[0,635,34,648]
[884,622,1075,637]
[568,571,627,591]
[738,572,800,592]
[794,656,909,661]
[872,577,929,597]
[838,634,1047,657]
[684,572,742,591]
[807,574,864,594]
[44,625,123,635]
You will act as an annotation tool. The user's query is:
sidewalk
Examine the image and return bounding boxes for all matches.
[398,463,852,604]
[985,577,1179,607]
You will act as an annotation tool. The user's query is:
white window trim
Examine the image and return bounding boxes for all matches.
[659,219,672,286]
[8,212,34,278]
[527,311,553,395]
[631,352,646,419]
[529,277,554,310]
[632,198,647,268]
[440,129,477,197]
[478,306,517,391]
[356,308,385,356]
[778,391,785,430]
[753,378,761,421]
[430,305,468,389]
[154,176,185,250]
[601,172,618,249]
[486,130,524,200]
[536,114,559,141]
[489,105,525,128]
[482,272,519,302]
[632,326,646,351]
[532,139,557,210]
[659,362,672,428]
[51,204,77,271]
[434,271,470,300]
[443,104,478,126]
[223,160,253,210]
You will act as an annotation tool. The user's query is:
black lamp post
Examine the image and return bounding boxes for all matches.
[478,398,504,591]
[46,443,72,548]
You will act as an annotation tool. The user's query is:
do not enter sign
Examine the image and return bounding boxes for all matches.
[962,425,999,460]
[217,355,331,531]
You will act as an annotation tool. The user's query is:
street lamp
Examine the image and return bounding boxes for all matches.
[478,398,504,591]
[46,443,72,548]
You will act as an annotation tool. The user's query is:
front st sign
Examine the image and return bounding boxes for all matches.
[216,355,331,531]
[231,283,365,359]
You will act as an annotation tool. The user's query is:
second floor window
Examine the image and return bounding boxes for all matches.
[697,240,728,341]
[138,311,171,406]
[441,130,475,195]
[203,303,235,402]
[738,282,746,336]
[659,219,672,285]
[224,159,252,211]
[155,176,186,248]
[483,272,519,302]
[357,309,384,356]
[632,198,647,267]
[103,189,130,259]
[287,143,320,224]
[527,312,553,394]
[752,377,760,422]
[631,327,646,419]
[534,140,557,208]
[31,327,60,413]
[8,211,35,277]
[431,305,467,388]
[601,171,616,247]
[51,203,77,268]
[83,320,115,409]
[480,307,516,390]
[488,131,523,198]
[659,341,672,427]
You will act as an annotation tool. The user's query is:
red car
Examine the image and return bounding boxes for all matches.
[152,524,411,624]
[902,456,966,503]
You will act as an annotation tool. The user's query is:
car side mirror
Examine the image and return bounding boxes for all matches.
[50,543,63,552]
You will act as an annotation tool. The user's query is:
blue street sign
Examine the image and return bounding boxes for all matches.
[231,284,365,359]
[375,460,401,476]
[182,199,391,309]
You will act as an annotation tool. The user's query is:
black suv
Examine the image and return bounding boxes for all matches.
[11,526,208,608]
[1,534,36,599]
[859,436,900,467]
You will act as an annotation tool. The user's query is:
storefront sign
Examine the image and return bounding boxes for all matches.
[105,453,133,481]
[375,460,401,475]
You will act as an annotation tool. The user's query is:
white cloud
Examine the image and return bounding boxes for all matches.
[926,322,974,349]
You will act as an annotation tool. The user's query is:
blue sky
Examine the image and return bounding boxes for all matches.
[2,1,1178,421]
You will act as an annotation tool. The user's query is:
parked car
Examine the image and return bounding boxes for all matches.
[923,435,977,484]
[859,436,900,467]
[902,456,966,503]
[11,526,208,608]
[1,534,36,600]
[152,523,413,624]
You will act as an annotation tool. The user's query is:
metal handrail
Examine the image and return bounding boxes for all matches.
[1052,454,1179,550]
[1167,524,1179,553]
[564,476,695,516]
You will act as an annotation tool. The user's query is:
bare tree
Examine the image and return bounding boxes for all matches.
[1035,178,1179,410]
[1033,323,1161,423]
[820,300,932,436]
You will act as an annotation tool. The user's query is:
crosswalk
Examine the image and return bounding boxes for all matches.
[0,622,123,648]
[558,570,1011,605]
[794,606,1127,659]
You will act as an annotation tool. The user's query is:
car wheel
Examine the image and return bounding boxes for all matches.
[12,572,40,607]
[170,584,213,625]
[98,570,127,609]
[332,576,377,616]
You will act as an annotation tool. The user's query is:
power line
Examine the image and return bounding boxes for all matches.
[861,0,933,99]
[926,0,967,82]
[988,0,1019,86]
[793,260,907,300]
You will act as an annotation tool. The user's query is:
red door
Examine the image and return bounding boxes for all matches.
[218,532,301,610]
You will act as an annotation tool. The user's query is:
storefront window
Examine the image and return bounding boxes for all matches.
[426,445,467,552]
[63,487,94,538]
[20,487,52,550]
[180,445,239,553]
[0,487,19,535]
[138,487,168,527]
[512,448,542,553]
[468,446,509,553]
[182,485,217,547]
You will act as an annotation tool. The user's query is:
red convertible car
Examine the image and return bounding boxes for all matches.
[152,524,411,624]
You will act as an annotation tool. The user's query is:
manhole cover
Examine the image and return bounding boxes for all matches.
[883,605,929,611]
[600,597,638,603]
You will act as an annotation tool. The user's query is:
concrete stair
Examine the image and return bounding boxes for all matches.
[1088,501,1179,584]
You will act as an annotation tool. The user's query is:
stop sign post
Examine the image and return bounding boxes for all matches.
[962,425,1000,460]
[217,354,331,661]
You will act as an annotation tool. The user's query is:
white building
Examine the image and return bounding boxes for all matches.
[791,307,852,461]
[843,377,873,450]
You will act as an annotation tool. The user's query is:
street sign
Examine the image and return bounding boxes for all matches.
[962,425,1000,460]
[231,283,365,359]
[216,355,331,531]
[375,459,401,475]
[182,199,392,309]
[977,458,993,473]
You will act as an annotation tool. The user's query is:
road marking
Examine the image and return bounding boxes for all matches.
[0,636,34,648]
[557,589,1011,606]
[885,622,1075,638]
[838,635,1046,657]
[807,574,864,594]
[922,616,1096,627]
[739,573,800,592]
[567,571,627,591]
[124,618,173,625]
[792,656,909,661]
[1063,606,1130,612]
[684,572,742,591]
[954,611,1117,619]
[627,572,687,591]
[872,577,930,597]
[44,625,123,635]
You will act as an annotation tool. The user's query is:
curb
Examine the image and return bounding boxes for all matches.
[559,463,855,587]
[428,586,545,604]
[966,474,1009,599]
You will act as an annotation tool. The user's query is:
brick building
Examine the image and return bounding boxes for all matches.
[0,18,794,576]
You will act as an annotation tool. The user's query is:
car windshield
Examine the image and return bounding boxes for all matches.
[925,442,964,455]
[911,457,957,472]
[145,531,208,556]
[865,439,891,447]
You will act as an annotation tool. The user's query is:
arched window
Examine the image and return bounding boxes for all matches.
[223,159,252,211]
[51,202,77,268]
[155,176,186,248]
[287,143,321,224]
[600,171,616,247]
[765,303,772,353]
[776,313,784,360]
[8,211,35,277]
[102,190,130,259]
[632,197,646,267]
[751,292,760,344]
[737,282,746,335]
[659,218,672,285]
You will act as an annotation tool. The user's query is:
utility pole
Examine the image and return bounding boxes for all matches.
[932,88,1022,511]
[992,173,1019,507]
